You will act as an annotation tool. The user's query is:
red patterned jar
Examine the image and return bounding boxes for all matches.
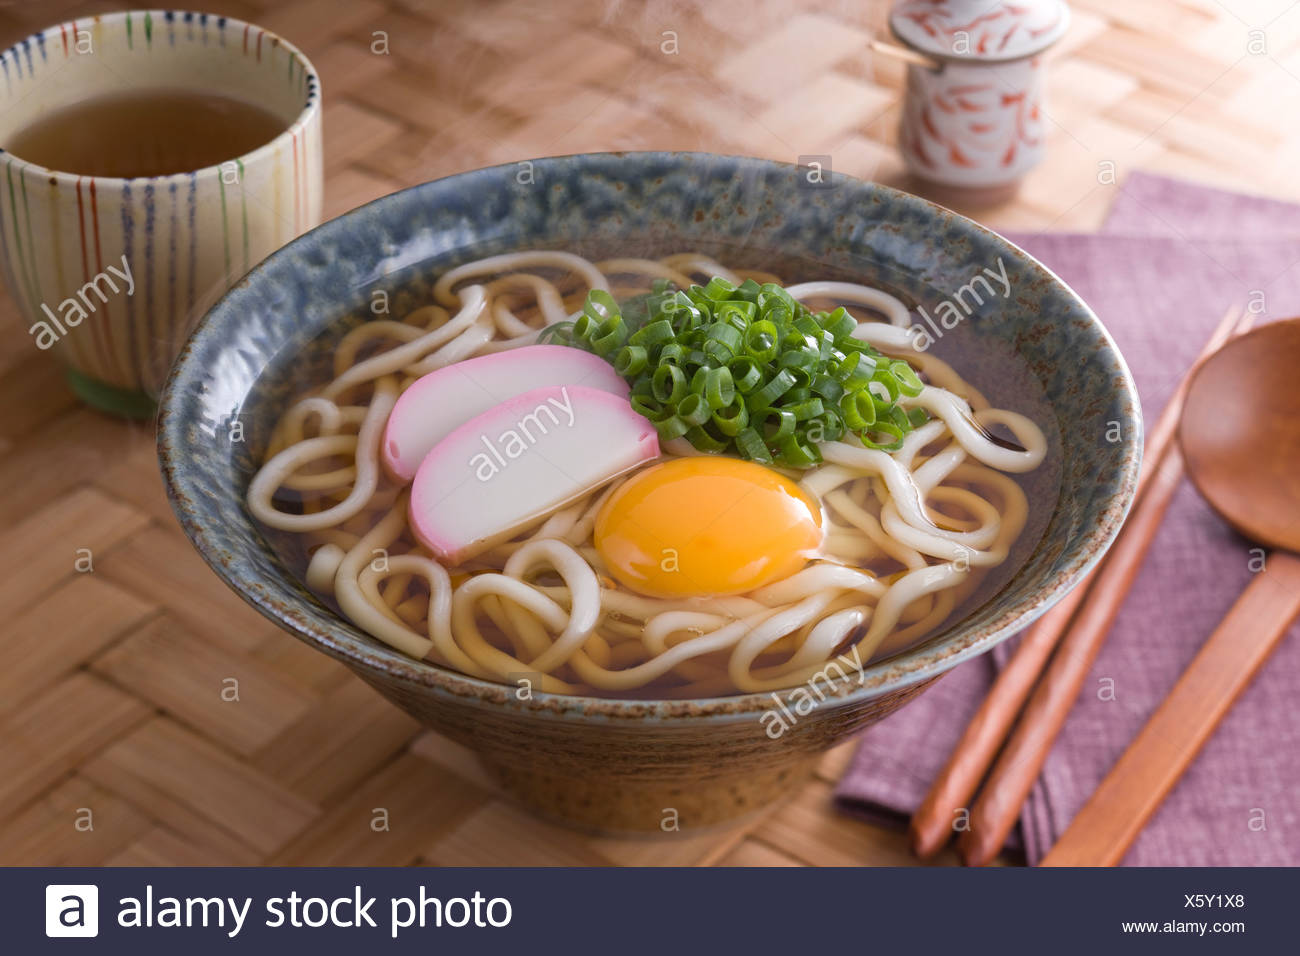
[887,0,1070,203]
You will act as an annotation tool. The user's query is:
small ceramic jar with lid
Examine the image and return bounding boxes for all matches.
[878,0,1070,205]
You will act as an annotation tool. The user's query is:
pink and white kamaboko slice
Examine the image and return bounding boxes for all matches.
[409,384,659,563]
[383,344,629,480]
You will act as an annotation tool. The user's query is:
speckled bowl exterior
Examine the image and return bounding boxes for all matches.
[158,152,1141,833]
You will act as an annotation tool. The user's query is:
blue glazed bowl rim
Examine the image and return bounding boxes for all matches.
[158,150,1142,721]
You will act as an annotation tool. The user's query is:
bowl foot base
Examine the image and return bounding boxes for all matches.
[482,756,818,836]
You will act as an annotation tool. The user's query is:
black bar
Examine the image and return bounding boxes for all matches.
[5,866,1289,954]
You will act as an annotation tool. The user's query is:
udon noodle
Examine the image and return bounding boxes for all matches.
[248,251,1047,698]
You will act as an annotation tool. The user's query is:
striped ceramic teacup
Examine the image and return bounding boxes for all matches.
[0,10,323,417]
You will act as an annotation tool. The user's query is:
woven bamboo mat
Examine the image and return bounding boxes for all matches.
[2,0,1298,867]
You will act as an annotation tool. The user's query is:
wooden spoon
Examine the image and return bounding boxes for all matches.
[1041,317,1300,866]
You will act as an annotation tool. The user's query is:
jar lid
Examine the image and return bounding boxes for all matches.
[889,0,1070,63]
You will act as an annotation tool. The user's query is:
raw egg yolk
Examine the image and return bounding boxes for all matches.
[594,458,824,598]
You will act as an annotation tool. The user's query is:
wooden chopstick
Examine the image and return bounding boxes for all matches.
[910,304,1246,860]
[955,305,1255,865]
[910,571,1090,858]
[908,305,1248,864]
[1040,549,1300,865]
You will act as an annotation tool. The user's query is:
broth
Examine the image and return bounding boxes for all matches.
[246,245,1064,698]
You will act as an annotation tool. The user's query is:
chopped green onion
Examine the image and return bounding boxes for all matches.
[744,320,780,363]
[711,399,749,436]
[676,393,711,427]
[655,415,690,441]
[659,342,686,365]
[860,422,906,451]
[629,394,662,419]
[562,276,927,466]
[615,345,648,376]
[821,307,856,341]
[728,357,763,394]
[630,319,675,349]
[777,430,823,467]
[716,300,756,327]
[733,278,761,303]
[840,390,876,430]
[735,427,773,463]
[702,276,736,300]
[891,359,925,396]
[786,398,825,421]
[652,364,687,404]
[746,367,797,413]
[685,424,728,453]
[759,407,797,443]
[697,366,735,409]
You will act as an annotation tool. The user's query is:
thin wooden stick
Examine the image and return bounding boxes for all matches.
[869,38,941,71]
[908,306,1249,864]
[1041,550,1300,865]
[911,305,1245,860]
[956,306,1256,866]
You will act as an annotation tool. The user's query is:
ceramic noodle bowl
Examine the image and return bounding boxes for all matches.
[158,152,1140,833]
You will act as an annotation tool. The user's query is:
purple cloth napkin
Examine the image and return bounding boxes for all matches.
[1103,171,1300,239]
[835,173,1300,866]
